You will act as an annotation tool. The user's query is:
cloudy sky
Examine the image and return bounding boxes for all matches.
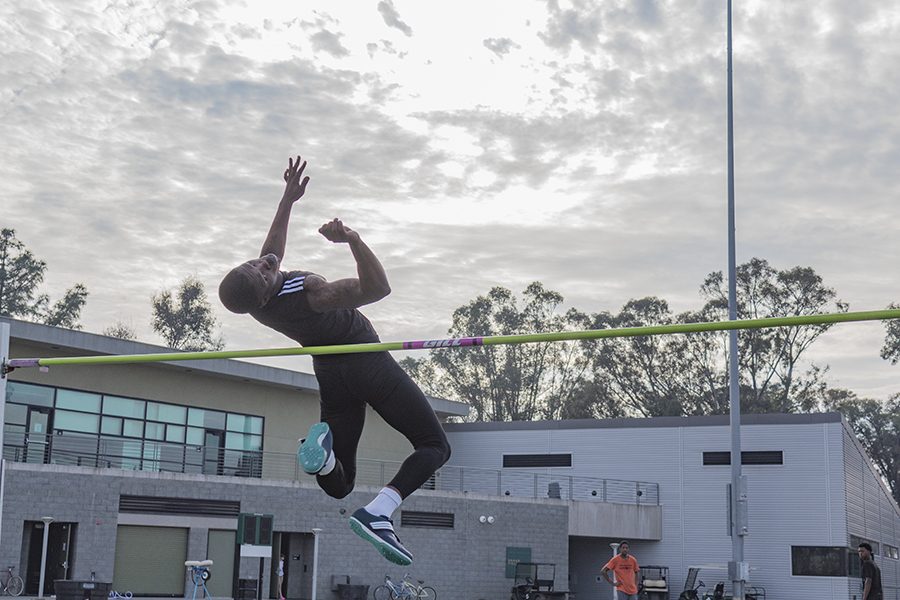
[2,0,898,400]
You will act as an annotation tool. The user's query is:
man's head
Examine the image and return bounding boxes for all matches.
[858,542,873,561]
[218,253,282,314]
[619,541,630,557]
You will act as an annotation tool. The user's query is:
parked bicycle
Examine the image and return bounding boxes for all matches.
[1,566,23,597]
[373,574,436,600]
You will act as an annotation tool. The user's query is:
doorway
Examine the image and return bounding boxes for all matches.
[24,521,74,595]
[24,407,52,464]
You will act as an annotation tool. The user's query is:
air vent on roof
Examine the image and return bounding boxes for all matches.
[503,453,572,468]
[400,511,455,529]
[119,495,241,517]
[703,451,783,466]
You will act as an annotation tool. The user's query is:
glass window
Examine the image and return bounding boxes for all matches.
[103,396,145,419]
[186,427,204,445]
[791,546,848,577]
[851,535,880,555]
[54,410,100,433]
[123,419,143,438]
[227,414,247,433]
[56,389,101,413]
[188,408,226,430]
[145,422,165,440]
[146,402,186,424]
[101,416,123,436]
[225,432,262,451]
[6,382,54,407]
[166,425,185,443]
[226,414,264,434]
[5,403,27,426]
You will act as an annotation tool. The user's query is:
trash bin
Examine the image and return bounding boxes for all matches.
[238,578,259,600]
[54,580,112,600]
[337,584,369,600]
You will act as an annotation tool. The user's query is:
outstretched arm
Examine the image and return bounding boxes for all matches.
[305,219,391,312]
[260,155,310,260]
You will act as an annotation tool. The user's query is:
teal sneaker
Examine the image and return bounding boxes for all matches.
[349,508,413,566]
[298,422,333,475]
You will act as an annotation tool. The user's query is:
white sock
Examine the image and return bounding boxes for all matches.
[365,487,402,518]
[318,451,336,476]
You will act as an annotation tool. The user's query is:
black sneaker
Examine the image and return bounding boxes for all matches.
[348,508,413,566]
[298,422,333,475]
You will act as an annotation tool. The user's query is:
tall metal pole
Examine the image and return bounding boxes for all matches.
[726,1,748,599]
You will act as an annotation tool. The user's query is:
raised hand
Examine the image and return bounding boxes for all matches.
[318,218,360,244]
[281,155,310,204]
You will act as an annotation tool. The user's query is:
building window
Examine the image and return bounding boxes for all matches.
[4,381,264,477]
[503,454,572,468]
[791,546,849,577]
[884,545,899,560]
[850,535,880,556]
[702,451,783,466]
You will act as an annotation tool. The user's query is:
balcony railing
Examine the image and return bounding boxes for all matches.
[3,430,658,505]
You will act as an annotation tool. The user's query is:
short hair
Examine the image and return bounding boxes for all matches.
[619,540,630,547]
[218,267,260,314]
[858,542,873,552]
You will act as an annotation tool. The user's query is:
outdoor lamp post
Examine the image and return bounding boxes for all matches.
[311,528,322,600]
[38,516,55,598]
[609,543,619,600]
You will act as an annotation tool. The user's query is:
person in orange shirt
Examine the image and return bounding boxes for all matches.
[601,541,640,600]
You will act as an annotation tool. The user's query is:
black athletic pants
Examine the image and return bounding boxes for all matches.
[312,352,451,499]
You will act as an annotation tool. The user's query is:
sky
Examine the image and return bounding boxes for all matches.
[2,0,898,401]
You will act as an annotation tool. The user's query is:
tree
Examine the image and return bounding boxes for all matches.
[0,228,88,328]
[700,258,847,413]
[587,299,729,418]
[818,389,900,505]
[151,276,224,350]
[881,303,900,365]
[103,321,137,340]
[402,282,594,422]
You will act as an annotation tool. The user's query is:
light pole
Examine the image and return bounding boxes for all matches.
[608,543,619,600]
[725,1,748,599]
[38,516,55,598]
[311,529,322,600]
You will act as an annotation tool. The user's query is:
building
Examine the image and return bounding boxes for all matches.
[2,316,896,600]
[443,414,900,600]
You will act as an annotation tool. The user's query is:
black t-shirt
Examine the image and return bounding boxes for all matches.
[862,559,882,597]
[250,270,380,351]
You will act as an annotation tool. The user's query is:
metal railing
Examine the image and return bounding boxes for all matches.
[3,430,658,505]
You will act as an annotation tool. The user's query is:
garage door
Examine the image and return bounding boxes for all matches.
[113,525,188,596]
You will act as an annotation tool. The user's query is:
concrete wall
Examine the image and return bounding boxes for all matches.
[1,462,569,600]
[568,501,661,540]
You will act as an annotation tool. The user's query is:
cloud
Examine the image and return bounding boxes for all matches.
[483,37,520,58]
[377,0,413,37]
[2,0,899,401]
[309,28,350,57]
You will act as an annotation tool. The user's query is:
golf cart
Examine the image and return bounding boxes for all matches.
[510,563,567,600]
[638,565,669,600]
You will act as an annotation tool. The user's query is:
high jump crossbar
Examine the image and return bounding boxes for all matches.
[3,308,898,370]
